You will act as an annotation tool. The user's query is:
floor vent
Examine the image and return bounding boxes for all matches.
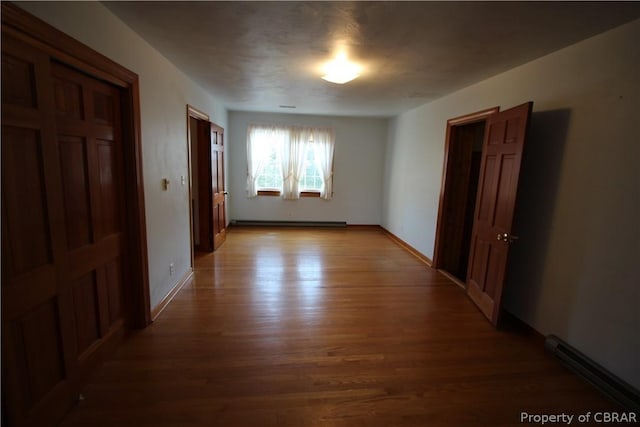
[545,335,640,411]
[231,220,347,228]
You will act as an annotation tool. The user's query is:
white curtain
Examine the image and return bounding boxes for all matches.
[314,128,335,200]
[246,125,287,197]
[247,124,334,199]
[282,127,311,199]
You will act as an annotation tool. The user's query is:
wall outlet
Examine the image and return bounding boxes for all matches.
[169,262,175,276]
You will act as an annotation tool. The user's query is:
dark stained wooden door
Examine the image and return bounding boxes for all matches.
[51,62,127,354]
[210,123,227,250]
[2,36,127,427]
[466,102,533,325]
[195,121,226,251]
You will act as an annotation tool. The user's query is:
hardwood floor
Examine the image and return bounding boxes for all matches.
[60,227,618,426]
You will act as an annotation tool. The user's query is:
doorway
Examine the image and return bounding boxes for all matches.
[186,106,227,264]
[187,106,208,259]
[432,107,499,285]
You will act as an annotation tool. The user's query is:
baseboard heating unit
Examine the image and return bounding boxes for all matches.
[545,335,640,411]
[231,220,347,228]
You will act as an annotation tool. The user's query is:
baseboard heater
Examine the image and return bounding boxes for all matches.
[231,220,347,228]
[545,335,640,411]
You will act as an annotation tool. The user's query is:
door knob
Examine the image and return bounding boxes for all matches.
[497,233,519,243]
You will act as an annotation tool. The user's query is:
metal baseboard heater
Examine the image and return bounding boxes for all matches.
[231,220,347,228]
[545,335,640,411]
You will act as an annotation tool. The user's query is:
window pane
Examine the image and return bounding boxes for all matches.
[300,143,322,191]
[256,142,282,190]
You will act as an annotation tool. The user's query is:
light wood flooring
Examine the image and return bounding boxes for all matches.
[60,227,619,426]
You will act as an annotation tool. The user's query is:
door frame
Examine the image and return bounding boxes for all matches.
[186,104,210,265]
[432,106,499,285]
[2,3,151,328]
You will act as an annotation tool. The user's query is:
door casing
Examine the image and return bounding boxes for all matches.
[433,107,499,283]
[186,105,211,261]
[186,106,226,256]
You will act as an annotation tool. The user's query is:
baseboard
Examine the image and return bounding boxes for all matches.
[545,334,640,411]
[151,269,194,321]
[380,226,432,267]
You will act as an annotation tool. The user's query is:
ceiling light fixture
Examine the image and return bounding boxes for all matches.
[321,52,361,84]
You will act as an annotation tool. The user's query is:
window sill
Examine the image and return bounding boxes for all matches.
[300,191,320,198]
[256,190,321,198]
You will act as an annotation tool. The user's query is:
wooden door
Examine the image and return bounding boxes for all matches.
[195,121,226,251]
[466,102,533,325]
[2,36,127,426]
[210,123,227,250]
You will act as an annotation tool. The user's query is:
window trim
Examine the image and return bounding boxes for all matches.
[257,190,320,198]
[300,191,320,198]
[257,190,281,196]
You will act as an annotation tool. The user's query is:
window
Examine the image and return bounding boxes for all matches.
[299,143,323,192]
[247,124,334,199]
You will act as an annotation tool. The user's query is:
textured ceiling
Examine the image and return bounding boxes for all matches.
[104,1,640,117]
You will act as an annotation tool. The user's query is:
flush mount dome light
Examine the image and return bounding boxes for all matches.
[321,52,361,84]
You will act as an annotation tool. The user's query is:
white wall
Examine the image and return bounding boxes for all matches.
[17,2,229,309]
[229,111,387,224]
[383,19,640,388]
